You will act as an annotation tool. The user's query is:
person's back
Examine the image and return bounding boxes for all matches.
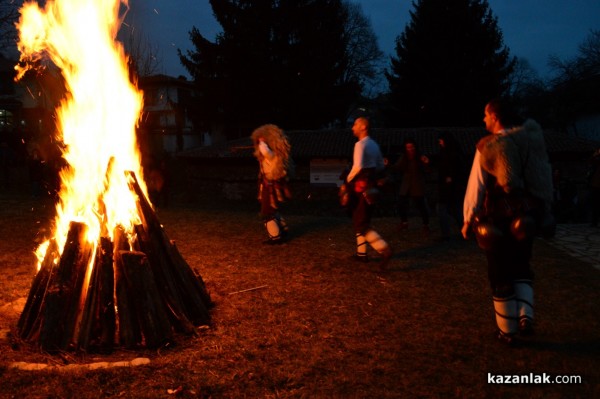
[462,97,554,346]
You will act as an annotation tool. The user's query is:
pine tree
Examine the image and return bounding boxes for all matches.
[386,0,515,127]
[179,0,379,138]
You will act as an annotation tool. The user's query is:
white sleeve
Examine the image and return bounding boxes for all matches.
[346,142,363,182]
[463,150,487,224]
[258,141,274,159]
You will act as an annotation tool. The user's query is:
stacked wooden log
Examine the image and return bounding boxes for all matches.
[17,171,212,352]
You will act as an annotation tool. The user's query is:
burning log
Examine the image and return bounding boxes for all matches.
[128,171,213,326]
[40,222,94,352]
[77,237,115,352]
[17,172,212,353]
[17,239,59,341]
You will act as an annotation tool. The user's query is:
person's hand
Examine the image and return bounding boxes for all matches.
[461,222,471,239]
[421,155,429,164]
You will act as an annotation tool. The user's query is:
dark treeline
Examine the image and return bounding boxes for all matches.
[1,0,599,141]
[178,0,515,137]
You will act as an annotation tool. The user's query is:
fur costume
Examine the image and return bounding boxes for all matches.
[251,124,292,181]
[477,119,553,208]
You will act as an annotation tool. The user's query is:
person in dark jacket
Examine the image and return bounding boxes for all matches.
[392,138,430,233]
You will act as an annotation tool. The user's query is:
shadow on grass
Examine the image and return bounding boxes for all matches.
[524,338,600,355]
[285,216,348,240]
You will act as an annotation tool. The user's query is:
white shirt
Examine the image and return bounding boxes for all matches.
[347,136,385,182]
[463,149,488,224]
[258,140,277,178]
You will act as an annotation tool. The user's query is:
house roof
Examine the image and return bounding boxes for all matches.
[177,127,599,161]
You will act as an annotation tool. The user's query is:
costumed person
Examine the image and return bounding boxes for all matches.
[342,117,392,270]
[461,98,554,346]
[251,124,293,244]
[391,138,431,233]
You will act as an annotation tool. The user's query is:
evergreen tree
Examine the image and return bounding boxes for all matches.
[386,0,515,127]
[179,0,379,138]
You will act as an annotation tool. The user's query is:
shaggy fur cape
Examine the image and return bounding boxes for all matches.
[477,119,553,207]
[251,124,292,181]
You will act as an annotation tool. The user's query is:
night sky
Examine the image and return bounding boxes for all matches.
[127,0,600,82]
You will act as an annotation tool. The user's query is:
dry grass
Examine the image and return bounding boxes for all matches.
[0,192,599,398]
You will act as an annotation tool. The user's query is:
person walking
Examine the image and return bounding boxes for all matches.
[461,98,554,346]
[392,138,430,233]
[251,124,293,244]
[344,117,392,270]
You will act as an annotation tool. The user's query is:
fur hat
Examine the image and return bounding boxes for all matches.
[251,124,292,180]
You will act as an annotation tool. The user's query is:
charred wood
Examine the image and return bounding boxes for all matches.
[18,172,213,352]
[17,239,59,341]
[119,251,173,348]
[114,249,142,348]
[40,222,94,352]
[133,224,196,335]
[78,237,115,352]
[127,170,211,328]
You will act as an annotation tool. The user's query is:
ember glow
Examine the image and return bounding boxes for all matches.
[16,0,146,267]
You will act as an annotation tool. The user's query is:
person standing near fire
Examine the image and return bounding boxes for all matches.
[461,98,553,346]
[252,124,293,244]
[343,116,392,270]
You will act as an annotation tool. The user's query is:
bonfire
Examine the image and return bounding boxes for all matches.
[14,0,212,352]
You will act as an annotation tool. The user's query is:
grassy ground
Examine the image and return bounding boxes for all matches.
[0,191,598,398]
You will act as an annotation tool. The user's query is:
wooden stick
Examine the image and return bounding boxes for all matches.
[228,285,268,295]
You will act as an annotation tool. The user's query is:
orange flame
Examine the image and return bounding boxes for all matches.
[16,0,146,268]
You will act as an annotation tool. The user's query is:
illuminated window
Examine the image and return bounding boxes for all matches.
[0,109,14,128]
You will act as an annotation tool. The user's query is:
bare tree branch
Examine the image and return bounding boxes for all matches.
[341,1,384,95]
[120,25,162,78]
[0,0,21,56]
